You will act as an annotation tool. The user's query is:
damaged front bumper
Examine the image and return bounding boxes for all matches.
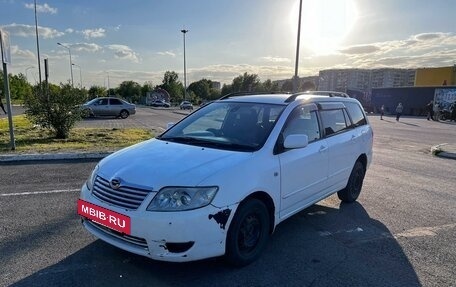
[79,184,238,262]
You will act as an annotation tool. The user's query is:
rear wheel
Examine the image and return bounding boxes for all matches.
[225,199,270,267]
[337,161,365,203]
[119,109,129,119]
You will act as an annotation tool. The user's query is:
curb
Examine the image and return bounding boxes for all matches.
[0,151,112,163]
[431,143,456,160]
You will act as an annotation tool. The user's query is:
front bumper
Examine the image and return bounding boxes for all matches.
[79,184,237,262]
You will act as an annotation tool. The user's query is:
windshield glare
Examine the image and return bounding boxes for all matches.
[160,102,285,151]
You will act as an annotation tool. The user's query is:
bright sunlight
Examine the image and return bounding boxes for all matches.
[290,0,358,55]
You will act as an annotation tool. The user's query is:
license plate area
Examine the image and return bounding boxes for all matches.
[78,199,131,235]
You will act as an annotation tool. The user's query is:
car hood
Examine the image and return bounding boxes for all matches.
[97,139,252,189]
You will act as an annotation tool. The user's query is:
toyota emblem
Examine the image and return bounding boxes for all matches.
[110,178,121,189]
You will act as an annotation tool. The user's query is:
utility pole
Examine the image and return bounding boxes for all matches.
[1,29,16,150]
[181,29,188,101]
[293,0,303,93]
[34,0,42,86]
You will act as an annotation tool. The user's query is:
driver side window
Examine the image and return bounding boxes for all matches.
[282,106,321,143]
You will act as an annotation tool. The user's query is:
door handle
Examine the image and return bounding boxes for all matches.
[319,145,328,152]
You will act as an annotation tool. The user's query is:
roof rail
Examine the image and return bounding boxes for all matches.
[219,91,289,100]
[285,91,349,103]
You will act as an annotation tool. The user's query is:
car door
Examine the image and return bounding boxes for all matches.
[109,98,123,116]
[90,98,107,116]
[278,104,329,219]
[319,105,357,189]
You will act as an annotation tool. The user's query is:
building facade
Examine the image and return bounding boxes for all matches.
[415,66,456,86]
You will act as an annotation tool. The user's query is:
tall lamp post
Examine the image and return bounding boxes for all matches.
[293,0,303,93]
[72,63,82,88]
[57,42,74,87]
[25,66,35,84]
[34,0,42,86]
[181,29,188,101]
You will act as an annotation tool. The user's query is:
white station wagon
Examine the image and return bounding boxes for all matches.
[78,92,373,266]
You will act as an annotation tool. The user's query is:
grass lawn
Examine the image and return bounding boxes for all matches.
[0,115,153,153]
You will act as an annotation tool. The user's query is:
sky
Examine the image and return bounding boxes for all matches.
[1,0,455,88]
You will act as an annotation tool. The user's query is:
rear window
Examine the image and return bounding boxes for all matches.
[345,102,367,126]
[320,109,350,136]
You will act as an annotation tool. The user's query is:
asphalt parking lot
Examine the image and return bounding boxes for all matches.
[0,113,455,287]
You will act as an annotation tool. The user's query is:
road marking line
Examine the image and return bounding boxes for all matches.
[0,188,80,197]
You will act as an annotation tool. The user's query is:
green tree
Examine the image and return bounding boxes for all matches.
[24,83,87,139]
[88,85,106,100]
[141,81,155,97]
[301,81,316,91]
[158,71,184,103]
[188,79,211,101]
[281,80,293,92]
[10,73,32,102]
[118,81,141,103]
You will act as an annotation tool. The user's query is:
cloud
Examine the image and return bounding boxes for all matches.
[11,45,35,59]
[65,28,74,34]
[259,56,291,63]
[24,2,57,14]
[79,28,106,39]
[114,25,121,31]
[70,43,103,53]
[106,45,139,63]
[413,32,447,41]
[339,45,381,55]
[157,51,176,57]
[329,32,456,71]
[2,23,64,38]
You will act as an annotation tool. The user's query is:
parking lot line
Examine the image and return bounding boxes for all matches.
[0,188,80,197]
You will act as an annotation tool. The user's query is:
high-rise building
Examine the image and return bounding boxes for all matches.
[318,68,415,93]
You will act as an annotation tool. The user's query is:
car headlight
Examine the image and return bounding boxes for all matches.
[86,165,99,191]
[147,186,218,211]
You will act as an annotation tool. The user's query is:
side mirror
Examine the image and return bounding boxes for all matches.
[283,134,309,149]
[166,122,175,130]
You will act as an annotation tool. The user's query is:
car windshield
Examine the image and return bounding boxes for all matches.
[159,101,285,152]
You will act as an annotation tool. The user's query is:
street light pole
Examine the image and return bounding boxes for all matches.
[25,66,35,84]
[34,0,42,86]
[72,63,82,88]
[181,29,188,101]
[57,42,74,87]
[293,0,303,93]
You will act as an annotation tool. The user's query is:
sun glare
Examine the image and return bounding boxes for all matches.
[290,0,358,55]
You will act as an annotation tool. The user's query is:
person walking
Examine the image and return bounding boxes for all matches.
[380,105,385,120]
[426,100,434,120]
[395,103,403,121]
[0,94,7,114]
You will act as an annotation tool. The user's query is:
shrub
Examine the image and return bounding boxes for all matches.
[24,83,87,139]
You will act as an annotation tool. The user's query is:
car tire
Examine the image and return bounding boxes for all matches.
[337,161,365,203]
[225,199,270,267]
[119,110,129,119]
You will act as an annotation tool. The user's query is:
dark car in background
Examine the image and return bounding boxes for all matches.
[82,97,136,119]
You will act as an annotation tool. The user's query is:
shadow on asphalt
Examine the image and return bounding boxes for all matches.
[10,202,420,287]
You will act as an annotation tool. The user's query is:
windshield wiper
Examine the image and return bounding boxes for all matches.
[161,136,257,151]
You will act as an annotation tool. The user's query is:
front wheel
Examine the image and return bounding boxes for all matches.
[337,161,365,203]
[225,199,270,267]
[119,110,129,119]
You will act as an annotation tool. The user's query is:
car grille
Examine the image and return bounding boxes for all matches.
[92,176,152,210]
[86,220,148,250]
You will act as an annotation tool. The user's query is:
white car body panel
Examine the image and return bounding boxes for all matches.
[78,93,373,263]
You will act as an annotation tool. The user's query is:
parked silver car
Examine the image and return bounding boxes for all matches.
[82,97,136,119]
[179,100,193,110]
